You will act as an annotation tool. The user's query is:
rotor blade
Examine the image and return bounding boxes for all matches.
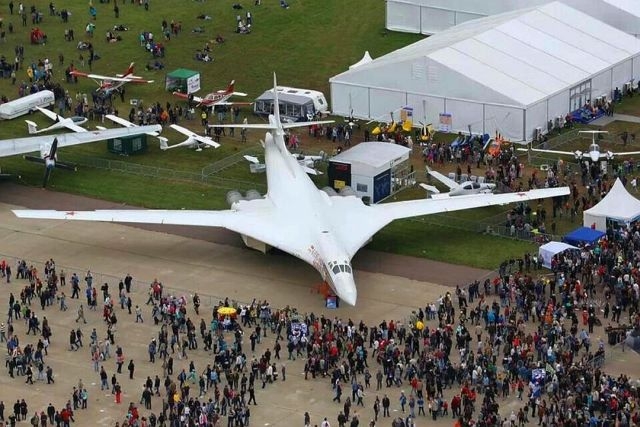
[42,165,52,188]
[49,138,59,159]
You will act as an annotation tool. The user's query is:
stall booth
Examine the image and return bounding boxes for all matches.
[563,227,605,247]
[583,178,640,231]
[327,142,412,204]
[165,68,200,94]
[538,241,579,269]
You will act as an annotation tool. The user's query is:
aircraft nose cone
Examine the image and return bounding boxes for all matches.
[334,275,358,306]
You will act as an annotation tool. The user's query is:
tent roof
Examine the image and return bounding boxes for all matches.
[602,0,640,17]
[563,227,606,246]
[349,51,373,70]
[330,142,411,169]
[335,1,640,107]
[584,178,640,220]
[166,69,199,78]
[540,241,578,253]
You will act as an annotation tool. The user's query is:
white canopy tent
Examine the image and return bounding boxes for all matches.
[387,0,640,37]
[349,51,373,70]
[331,2,640,142]
[583,178,640,231]
[538,241,578,269]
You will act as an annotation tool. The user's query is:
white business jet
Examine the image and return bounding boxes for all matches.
[25,106,89,134]
[420,167,496,198]
[12,74,570,305]
[520,130,640,162]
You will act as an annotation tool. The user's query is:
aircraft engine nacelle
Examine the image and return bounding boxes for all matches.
[245,189,262,201]
[340,186,356,197]
[226,190,244,207]
[321,186,338,197]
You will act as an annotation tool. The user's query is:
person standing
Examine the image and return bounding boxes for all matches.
[114,382,122,404]
[128,360,135,379]
[76,305,86,324]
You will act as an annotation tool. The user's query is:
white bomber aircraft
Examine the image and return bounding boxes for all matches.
[12,75,570,305]
[421,166,496,198]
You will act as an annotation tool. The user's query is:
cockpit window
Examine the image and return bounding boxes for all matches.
[329,261,353,275]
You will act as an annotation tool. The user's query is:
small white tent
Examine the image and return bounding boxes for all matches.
[538,241,578,269]
[583,179,640,231]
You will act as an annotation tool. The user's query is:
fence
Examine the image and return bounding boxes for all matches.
[61,153,268,192]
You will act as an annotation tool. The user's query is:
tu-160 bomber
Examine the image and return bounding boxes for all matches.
[13,75,570,306]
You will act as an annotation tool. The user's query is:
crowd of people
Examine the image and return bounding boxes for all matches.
[1,193,640,426]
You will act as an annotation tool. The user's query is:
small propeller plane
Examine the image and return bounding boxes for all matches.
[244,151,325,175]
[12,74,569,306]
[0,125,161,187]
[173,80,251,109]
[166,124,220,151]
[104,114,168,148]
[519,130,640,162]
[421,167,496,198]
[70,62,154,93]
[25,106,89,134]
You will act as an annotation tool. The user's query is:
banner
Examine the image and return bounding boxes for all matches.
[186,74,201,94]
[439,113,452,132]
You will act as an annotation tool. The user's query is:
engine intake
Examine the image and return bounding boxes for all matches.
[226,190,244,207]
[245,189,262,201]
[340,186,356,197]
[321,186,338,197]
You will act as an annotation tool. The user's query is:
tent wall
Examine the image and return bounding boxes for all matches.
[386,1,422,33]
[330,82,525,140]
[387,0,640,37]
[584,212,607,232]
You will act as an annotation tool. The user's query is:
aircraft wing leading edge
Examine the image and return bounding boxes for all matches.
[332,186,570,258]
[12,204,315,265]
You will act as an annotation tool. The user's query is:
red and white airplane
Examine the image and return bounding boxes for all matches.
[173,80,251,109]
[70,62,154,93]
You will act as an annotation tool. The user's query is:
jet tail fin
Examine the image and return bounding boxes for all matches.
[25,120,39,134]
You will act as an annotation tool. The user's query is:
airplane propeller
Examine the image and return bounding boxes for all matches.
[42,137,58,188]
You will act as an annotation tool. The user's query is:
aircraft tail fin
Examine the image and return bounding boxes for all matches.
[227,80,235,93]
[25,120,39,134]
[125,62,135,76]
[272,73,281,126]
[158,137,169,150]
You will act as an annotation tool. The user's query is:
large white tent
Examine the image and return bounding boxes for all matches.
[583,179,640,231]
[387,0,640,37]
[331,2,640,142]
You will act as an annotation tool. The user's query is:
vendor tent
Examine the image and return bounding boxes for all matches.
[583,178,640,231]
[562,227,605,247]
[386,0,640,38]
[332,2,640,142]
[165,69,200,94]
[538,241,578,269]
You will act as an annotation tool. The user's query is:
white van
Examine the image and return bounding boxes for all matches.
[0,90,55,120]
[254,86,329,122]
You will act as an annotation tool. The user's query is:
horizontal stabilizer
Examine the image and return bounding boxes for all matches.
[25,120,39,134]
[243,155,260,164]
[419,183,440,194]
